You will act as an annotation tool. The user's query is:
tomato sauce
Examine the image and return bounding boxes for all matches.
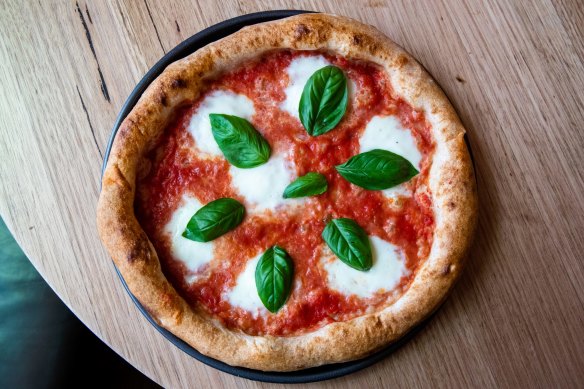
[135,50,435,336]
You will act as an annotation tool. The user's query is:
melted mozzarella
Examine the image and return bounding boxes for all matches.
[322,236,408,299]
[187,90,255,156]
[224,255,268,317]
[380,185,411,199]
[281,55,331,119]
[164,195,215,281]
[229,154,299,211]
[360,115,422,199]
[360,115,422,168]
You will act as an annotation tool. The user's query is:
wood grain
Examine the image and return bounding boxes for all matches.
[1,0,583,387]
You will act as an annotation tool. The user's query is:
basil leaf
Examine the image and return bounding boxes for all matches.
[209,114,271,168]
[336,149,419,190]
[255,245,294,313]
[283,172,328,199]
[322,218,372,271]
[299,65,348,136]
[182,198,245,242]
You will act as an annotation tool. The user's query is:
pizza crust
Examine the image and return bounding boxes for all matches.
[97,13,477,371]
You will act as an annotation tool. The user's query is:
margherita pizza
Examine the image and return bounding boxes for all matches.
[97,13,477,371]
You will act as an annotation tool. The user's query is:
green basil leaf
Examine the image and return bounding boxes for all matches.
[299,65,348,136]
[209,114,271,168]
[255,245,294,313]
[182,198,245,242]
[336,149,419,190]
[322,218,372,271]
[283,172,328,199]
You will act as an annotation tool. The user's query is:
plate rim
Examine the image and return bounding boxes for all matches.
[101,10,435,384]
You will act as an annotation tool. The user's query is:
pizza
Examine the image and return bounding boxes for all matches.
[97,13,477,371]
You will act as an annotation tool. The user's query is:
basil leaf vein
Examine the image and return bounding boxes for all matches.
[322,218,372,271]
[209,113,271,168]
[255,245,294,313]
[299,66,348,136]
[336,149,419,190]
[283,172,328,199]
[182,198,245,242]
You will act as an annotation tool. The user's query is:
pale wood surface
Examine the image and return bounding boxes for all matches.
[1,1,583,387]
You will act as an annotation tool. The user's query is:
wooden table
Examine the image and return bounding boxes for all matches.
[1,1,583,387]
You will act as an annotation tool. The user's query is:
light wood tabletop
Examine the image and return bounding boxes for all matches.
[1,1,583,387]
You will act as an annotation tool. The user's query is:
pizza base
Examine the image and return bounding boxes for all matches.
[97,13,477,371]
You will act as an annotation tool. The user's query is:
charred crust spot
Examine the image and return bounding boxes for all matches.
[448,201,456,210]
[170,78,187,89]
[127,248,139,263]
[127,237,151,263]
[366,43,380,55]
[157,92,168,106]
[294,23,310,40]
[352,34,362,45]
[395,55,409,68]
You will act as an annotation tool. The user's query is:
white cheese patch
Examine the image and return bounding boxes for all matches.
[229,154,299,211]
[187,90,255,156]
[322,236,408,299]
[360,115,422,168]
[281,55,331,119]
[224,254,268,317]
[360,115,422,199]
[380,185,411,199]
[164,195,215,281]
[348,78,358,98]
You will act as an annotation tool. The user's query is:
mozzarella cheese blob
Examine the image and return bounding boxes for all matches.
[164,195,215,281]
[187,90,255,156]
[281,55,331,119]
[224,254,268,317]
[322,236,408,299]
[229,154,299,211]
[360,115,422,199]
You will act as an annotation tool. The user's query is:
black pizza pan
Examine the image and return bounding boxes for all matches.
[102,10,439,384]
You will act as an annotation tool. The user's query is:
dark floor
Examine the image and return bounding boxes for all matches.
[0,217,160,388]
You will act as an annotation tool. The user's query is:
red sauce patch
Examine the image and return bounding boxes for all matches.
[135,50,435,336]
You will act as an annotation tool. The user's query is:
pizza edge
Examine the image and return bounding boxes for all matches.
[97,13,478,371]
